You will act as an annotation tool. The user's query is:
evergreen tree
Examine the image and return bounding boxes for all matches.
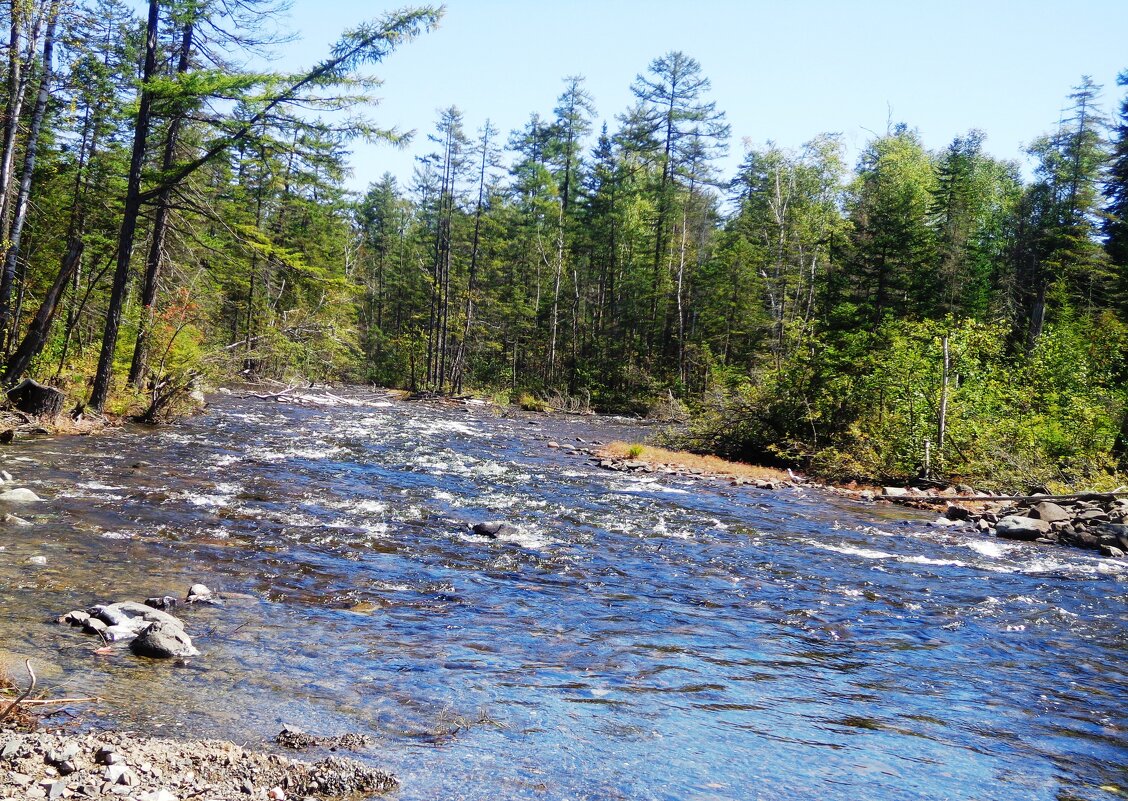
[1104,71,1128,290]
[845,125,937,323]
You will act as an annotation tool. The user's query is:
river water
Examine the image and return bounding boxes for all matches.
[0,389,1125,801]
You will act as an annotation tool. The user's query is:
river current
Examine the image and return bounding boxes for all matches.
[0,389,1125,800]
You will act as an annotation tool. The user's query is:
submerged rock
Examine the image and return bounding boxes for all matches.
[472,521,518,539]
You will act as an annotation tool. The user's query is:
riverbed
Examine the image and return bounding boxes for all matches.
[0,389,1125,800]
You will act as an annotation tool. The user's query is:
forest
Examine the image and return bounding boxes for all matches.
[1,0,1127,490]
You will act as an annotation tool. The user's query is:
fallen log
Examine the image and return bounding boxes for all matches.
[241,385,297,401]
[885,490,1128,505]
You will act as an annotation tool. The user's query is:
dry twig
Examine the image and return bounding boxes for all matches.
[0,659,37,723]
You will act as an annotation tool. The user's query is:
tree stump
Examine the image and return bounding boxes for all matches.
[7,378,64,418]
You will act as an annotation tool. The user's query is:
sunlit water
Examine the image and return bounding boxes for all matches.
[0,389,1125,800]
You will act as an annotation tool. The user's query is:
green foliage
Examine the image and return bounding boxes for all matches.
[0,0,1122,492]
[680,315,1127,491]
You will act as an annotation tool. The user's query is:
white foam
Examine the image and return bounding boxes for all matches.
[902,555,972,568]
[492,525,556,550]
[100,531,134,540]
[354,500,388,514]
[810,541,895,560]
[78,481,124,491]
[612,478,690,495]
[966,540,1012,558]
[413,419,483,437]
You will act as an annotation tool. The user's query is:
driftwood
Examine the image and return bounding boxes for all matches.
[886,491,1128,506]
[19,696,100,707]
[241,385,296,401]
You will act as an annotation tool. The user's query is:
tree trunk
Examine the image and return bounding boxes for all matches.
[8,378,63,417]
[128,16,194,387]
[4,238,82,386]
[0,1,51,350]
[88,0,160,412]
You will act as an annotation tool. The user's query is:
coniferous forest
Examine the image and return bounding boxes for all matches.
[2,1,1128,489]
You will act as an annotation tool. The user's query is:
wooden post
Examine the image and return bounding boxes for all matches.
[938,334,950,472]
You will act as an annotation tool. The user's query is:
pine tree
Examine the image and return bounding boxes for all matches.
[1104,71,1128,292]
[625,51,729,362]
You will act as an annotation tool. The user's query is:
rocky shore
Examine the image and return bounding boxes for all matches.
[583,444,1126,559]
[0,729,396,800]
[940,493,1128,557]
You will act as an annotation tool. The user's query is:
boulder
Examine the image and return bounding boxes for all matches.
[57,610,90,627]
[107,601,185,629]
[103,618,150,642]
[130,620,199,659]
[1093,523,1128,551]
[995,515,1052,541]
[882,487,909,497]
[186,583,213,603]
[0,488,41,503]
[471,521,518,539]
[7,378,64,418]
[89,604,133,627]
[1028,501,1071,523]
[944,504,971,521]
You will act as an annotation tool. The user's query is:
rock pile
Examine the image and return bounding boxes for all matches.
[274,725,374,753]
[0,729,397,800]
[55,585,216,659]
[943,494,1128,557]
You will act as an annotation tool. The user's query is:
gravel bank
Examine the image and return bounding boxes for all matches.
[0,728,397,800]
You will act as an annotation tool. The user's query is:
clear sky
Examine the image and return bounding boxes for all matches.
[271,0,1128,193]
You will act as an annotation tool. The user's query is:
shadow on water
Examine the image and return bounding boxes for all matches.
[0,389,1125,801]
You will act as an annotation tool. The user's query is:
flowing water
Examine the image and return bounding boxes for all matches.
[0,389,1125,801]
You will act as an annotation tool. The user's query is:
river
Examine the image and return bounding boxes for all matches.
[0,389,1125,800]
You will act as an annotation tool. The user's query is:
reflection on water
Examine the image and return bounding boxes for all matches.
[0,390,1125,801]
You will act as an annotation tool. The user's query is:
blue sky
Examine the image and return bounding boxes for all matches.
[273,0,1128,193]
